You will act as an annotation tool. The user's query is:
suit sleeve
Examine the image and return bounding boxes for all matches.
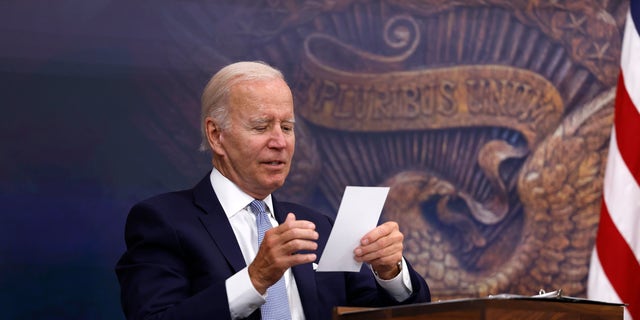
[115,202,240,320]
[342,257,431,308]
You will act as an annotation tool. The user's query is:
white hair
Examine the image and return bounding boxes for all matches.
[199,61,285,151]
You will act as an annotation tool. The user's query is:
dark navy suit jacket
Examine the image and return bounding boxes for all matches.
[116,174,431,320]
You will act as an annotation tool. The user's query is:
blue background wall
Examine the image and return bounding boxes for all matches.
[1,3,208,318]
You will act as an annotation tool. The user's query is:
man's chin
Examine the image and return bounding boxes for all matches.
[265,177,286,190]
[269,180,286,190]
[256,170,289,189]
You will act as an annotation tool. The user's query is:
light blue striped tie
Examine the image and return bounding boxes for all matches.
[250,200,292,320]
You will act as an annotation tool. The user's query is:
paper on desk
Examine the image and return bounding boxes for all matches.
[316,186,390,272]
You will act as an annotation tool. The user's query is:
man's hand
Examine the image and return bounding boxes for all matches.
[353,221,404,280]
[248,213,318,294]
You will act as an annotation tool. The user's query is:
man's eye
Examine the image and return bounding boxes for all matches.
[254,126,268,132]
[282,125,294,133]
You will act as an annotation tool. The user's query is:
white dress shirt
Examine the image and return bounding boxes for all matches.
[212,169,413,320]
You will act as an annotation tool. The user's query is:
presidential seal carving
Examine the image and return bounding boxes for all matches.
[147,0,627,300]
[279,1,621,300]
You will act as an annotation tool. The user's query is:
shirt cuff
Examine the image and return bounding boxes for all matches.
[371,258,413,302]
[226,266,265,319]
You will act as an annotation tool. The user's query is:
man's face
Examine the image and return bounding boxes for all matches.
[209,78,295,199]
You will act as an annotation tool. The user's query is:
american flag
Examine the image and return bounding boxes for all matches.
[587,1,640,319]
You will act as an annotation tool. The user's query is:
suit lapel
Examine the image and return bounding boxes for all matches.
[291,263,320,320]
[193,174,247,272]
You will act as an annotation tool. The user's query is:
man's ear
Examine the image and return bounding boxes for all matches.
[205,117,223,154]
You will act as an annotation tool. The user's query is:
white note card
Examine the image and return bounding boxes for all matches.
[316,186,390,272]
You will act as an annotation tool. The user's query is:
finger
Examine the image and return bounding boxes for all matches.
[281,238,319,254]
[277,213,316,233]
[251,240,316,282]
[278,252,317,268]
[262,228,319,256]
[286,229,319,244]
[249,214,317,292]
[354,225,404,263]
[260,239,318,264]
[272,228,319,256]
[266,223,318,243]
[360,221,398,245]
[251,237,318,293]
[354,241,403,263]
[357,228,403,255]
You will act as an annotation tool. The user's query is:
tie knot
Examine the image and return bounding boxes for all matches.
[249,200,267,216]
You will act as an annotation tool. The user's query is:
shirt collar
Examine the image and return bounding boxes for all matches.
[209,168,274,218]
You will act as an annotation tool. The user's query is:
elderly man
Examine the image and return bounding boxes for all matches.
[116,61,431,320]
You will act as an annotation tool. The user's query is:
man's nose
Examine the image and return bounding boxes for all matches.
[267,127,287,148]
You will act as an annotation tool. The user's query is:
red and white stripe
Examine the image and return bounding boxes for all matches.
[587,5,640,320]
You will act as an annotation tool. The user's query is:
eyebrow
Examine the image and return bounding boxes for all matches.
[250,117,295,124]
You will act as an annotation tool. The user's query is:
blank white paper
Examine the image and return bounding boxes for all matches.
[316,186,390,272]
